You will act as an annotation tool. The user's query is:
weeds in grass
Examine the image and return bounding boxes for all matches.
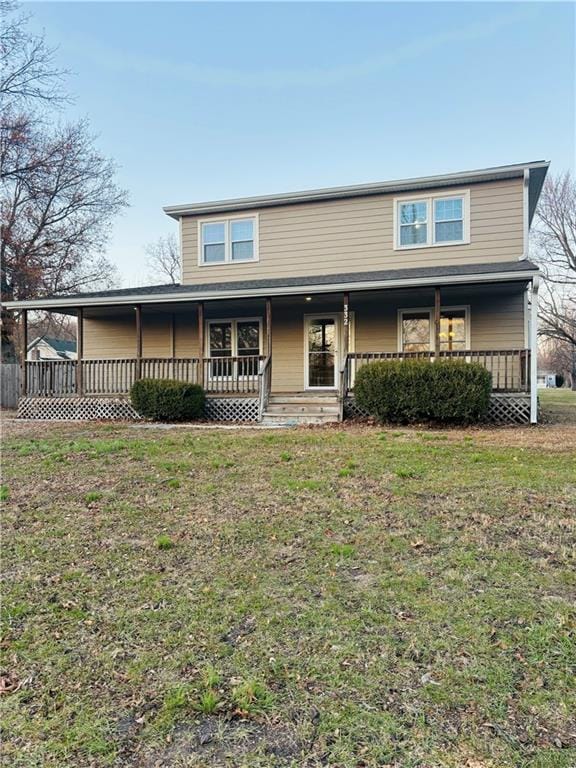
[202,665,221,689]
[0,485,9,501]
[396,468,420,479]
[156,534,175,550]
[166,478,181,489]
[280,452,292,462]
[84,491,103,503]
[231,679,272,714]
[154,684,193,731]
[195,689,221,714]
[330,543,356,559]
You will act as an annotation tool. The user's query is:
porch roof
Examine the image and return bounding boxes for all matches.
[5,260,539,311]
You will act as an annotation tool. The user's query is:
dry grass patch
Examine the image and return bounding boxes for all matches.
[1,419,575,767]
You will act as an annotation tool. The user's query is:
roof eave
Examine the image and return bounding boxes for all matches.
[4,267,539,311]
[163,161,550,219]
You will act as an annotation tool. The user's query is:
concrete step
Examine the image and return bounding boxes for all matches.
[261,411,339,426]
[266,402,340,415]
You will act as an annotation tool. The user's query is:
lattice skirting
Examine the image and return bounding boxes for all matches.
[343,397,370,421]
[17,397,141,421]
[17,396,260,423]
[204,397,259,422]
[344,394,532,425]
[485,394,531,425]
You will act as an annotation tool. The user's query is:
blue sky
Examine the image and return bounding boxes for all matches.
[25,2,575,286]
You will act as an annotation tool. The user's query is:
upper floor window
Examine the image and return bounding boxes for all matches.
[395,191,469,249]
[199,216,258,265]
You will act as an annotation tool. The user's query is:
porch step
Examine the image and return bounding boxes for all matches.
[261,411,339,426]
[263,392,340,425]
[266,402,339,415]
[268,393,338,405]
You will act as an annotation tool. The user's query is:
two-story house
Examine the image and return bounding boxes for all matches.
[10,161,548,424]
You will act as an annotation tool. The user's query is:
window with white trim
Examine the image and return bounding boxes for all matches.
[207,319,262,376]
[399,307,469,352]
[199,217,257,265]
[395,192,468,249]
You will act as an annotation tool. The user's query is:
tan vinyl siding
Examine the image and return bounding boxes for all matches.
[84,315,137,359]
[182,179,524,284]
[84,311,199,359]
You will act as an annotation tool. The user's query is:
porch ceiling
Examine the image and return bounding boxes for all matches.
[5,260,538,312]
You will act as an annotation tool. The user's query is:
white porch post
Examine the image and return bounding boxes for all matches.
[530,277,539,424]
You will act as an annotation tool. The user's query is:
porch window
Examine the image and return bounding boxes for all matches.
[401,312,431,352]
[395,192,469,249]
[399,307,469,352]
[200,217,257,265]
[237,321,260,375]
[209,321,233,376]
[207,319,261,376]
[439,309,466,351]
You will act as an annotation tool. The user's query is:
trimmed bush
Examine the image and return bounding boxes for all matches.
[130,379,205,422]
[354,359,491,424]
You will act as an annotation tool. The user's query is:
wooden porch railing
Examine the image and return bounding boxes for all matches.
[26,360,77,396]
[258,355,272,421]
[23,356,264,397]
[200,356,264,394]
[340,348,531,401]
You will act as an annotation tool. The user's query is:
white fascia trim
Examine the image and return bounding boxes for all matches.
[4,270,539,311]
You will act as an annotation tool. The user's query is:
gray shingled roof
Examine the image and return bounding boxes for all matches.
[7,261,538,309]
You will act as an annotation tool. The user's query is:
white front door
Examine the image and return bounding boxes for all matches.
[305,315,339,389]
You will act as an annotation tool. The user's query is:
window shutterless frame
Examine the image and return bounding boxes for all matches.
[397,306,471,352]
[393,190,470,250]
[205,317,263,380]
[197,214,259,266]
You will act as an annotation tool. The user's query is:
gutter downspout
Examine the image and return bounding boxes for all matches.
[521,168,530,260]
[530,276,539,424]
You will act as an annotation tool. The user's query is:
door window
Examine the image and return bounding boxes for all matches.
[308,318,336,388]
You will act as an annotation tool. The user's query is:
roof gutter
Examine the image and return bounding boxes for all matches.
[3,268,539,311]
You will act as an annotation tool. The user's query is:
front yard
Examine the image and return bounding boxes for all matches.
[1,417,575,767]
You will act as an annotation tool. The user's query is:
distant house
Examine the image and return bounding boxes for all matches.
[537,371,558,388]
[27,336,77,361]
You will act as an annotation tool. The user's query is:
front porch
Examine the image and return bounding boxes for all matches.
[13,268,539,425]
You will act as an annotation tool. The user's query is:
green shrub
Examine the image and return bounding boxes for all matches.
[130,379,205,422]
[354,359,491,424]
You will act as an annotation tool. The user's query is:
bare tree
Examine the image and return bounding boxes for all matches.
[145,234,181,284]
[539,336,575,388]
[532,172,576,388]
[0,1,128,360]
[1,0,67,108]
[28,311,77,342]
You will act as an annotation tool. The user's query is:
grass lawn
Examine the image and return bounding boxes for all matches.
[1,418,575,767]
[539,388,576,424]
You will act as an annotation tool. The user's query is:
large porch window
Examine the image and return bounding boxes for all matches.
[207,319,262,377]
[399,307,469,353]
